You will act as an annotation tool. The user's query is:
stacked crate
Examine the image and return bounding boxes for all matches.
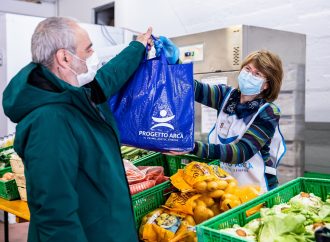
[10,154,27,201]
[274,64,305,184]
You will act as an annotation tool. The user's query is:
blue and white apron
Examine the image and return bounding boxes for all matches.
[208,89,286,192]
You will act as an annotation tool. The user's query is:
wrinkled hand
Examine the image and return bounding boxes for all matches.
[154,36,179,64]
[136,27,153,48]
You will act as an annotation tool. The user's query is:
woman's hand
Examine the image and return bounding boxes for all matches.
[162,151,189,156]
[154,36,179,64]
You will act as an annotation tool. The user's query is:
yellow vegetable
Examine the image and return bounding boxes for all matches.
[185,215,196,226]
[222,193,240,201]
[195,200,207,208]
[210,203,221,216]
[215,180,228,190]
[238,185,261,202]
[208,189,225,199]
[224,181,237,194]
[193,180,207,192]
[220,198,241,211]
[197,196,215,207]
[193,206,214,224]
[207,181,219,192]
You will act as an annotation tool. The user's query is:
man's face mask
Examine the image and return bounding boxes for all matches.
[238,69,266,95]
[67,51,100,87]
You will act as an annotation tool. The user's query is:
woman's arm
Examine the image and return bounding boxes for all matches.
[194,80,231,110]
[191,104,280,162]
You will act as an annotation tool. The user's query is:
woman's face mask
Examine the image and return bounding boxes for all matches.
[67,51,100,87]
[238,69,266,95]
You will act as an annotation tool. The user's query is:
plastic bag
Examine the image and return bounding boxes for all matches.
[123,159,146,184]
[139,208,196,242]
[123,160,169,195]
[109,50,194,152]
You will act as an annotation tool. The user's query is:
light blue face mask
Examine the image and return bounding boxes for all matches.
[238,69,265,95]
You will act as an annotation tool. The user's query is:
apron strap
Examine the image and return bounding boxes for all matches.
[265,166,277,175]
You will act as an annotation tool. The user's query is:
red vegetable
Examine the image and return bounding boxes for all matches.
[129,180,156,195]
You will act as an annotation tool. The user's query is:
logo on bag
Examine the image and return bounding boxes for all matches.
[138,108,184,141]
[151,110,175,130]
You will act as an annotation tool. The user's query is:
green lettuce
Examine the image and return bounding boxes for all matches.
[289,193,323,210]
[319,204,330,220]
[244,218,263,234]
[221,224,256,241]
[258,214,306,242]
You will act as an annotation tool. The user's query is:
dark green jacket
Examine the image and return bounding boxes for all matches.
[2,41,145,242]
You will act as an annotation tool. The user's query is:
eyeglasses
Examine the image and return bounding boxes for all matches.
[243,65,266,80]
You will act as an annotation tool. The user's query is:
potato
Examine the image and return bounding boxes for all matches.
[222,193,240,201]
[215,180,228,190]
[220,198,241,211]
[195,200,207,208]
[193,206,214,224]
[224,181,237,194]
[207,181,219,192]
[185,215,196,226]
[210,203,221,216]
[193,180,207,192]
[197,196,215,207]
[208,189,225,199]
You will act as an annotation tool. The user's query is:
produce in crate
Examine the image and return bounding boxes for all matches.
[0,148,14,168]
[130,180,156,195]
[168,162,261,223]
[123,160,168,195]
[139,208,196,242]
[0,134,14,148]
[0,172,14,181]
[219,192,330,242]
[121,146,153,161]
[220,224,256,241]
[139,162,262,241]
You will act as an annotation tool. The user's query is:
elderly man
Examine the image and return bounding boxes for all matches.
[2,17,152,242]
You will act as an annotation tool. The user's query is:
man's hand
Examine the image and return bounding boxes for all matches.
[136,27,153,48]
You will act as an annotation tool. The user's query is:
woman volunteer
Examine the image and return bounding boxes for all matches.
[155,38,286,192]
[192,50,286,192]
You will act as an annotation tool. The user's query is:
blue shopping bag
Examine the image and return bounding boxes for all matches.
[109,50,194,152]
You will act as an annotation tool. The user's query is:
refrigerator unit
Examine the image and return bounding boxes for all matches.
[171,25,306,183]
[0,13,134,138]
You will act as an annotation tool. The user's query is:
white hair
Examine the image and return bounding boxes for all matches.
[31,17,77,67]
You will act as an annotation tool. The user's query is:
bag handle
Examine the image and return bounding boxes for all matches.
[142,35,168,64]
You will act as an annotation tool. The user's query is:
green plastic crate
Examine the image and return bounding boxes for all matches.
[129,151,156,163]
[131,152,172,229]
[132,152,169,174]
[165,154,219,175]
[0,167,20,200]
[0,146,14,152]
[132,180,172,229]
[304,171,330,180]
[197,177,330,242]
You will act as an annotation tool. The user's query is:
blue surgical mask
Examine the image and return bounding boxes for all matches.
[238,69,265,95]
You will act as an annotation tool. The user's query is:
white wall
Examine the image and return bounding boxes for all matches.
[0,0,56,17]
[59,0,330,122]
[58,0,111,22]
